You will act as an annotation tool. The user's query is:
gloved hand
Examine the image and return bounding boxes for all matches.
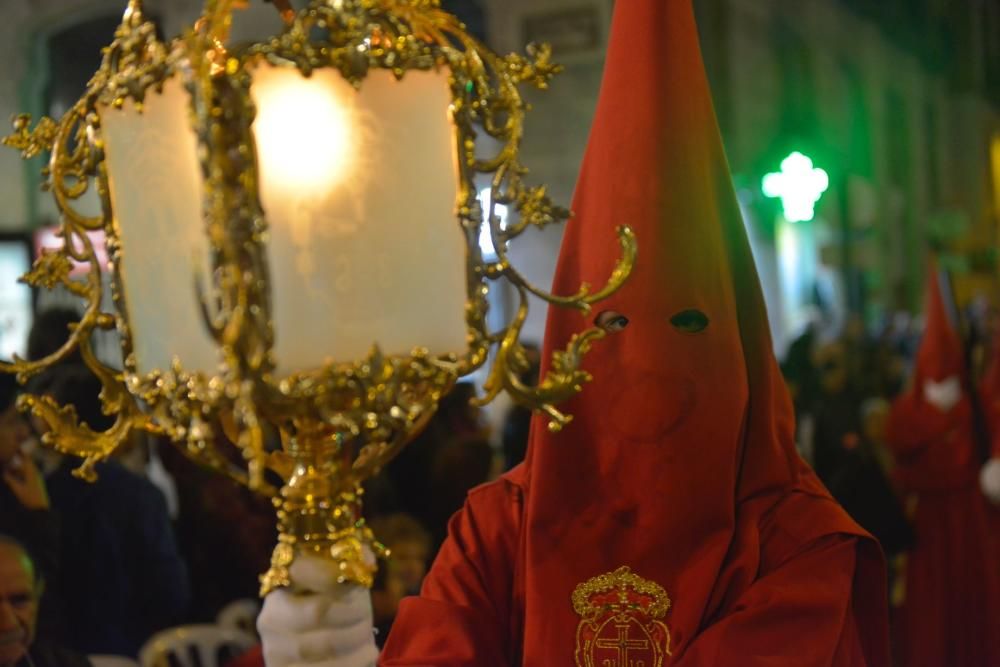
[258,552,379,667]
[980,458,1000,506]
[923,376,962,413]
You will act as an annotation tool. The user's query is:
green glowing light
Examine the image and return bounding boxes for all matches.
[762,151,829,222]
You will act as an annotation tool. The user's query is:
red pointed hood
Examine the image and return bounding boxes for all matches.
[912,264,965,388]
[517,0,874,661]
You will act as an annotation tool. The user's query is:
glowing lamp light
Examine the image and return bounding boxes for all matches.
[762,151,829,223]
[252,67,356,193]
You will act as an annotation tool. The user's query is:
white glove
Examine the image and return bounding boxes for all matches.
[258,552,379,667]
[923,376,962,413]
[980,458,1000,505]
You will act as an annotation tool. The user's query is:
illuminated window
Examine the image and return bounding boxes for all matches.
[0,239,32,360]
[478,187,509,260]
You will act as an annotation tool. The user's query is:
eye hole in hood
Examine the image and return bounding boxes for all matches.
[595,310,629,333]
[670,309,710,334]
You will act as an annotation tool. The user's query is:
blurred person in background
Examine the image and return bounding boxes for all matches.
[858,399,897,485]
[975,298,1000,594]
[841,314,876,396]
[422,434,494,549]
[158,429,275,624]
[25,309,82,369]
[382,382,491,546]
[886,268,1000,667]
[0,375,53,588]
[368,514,432,648]
[30,359,190,657]
[780,311,821,414]
[827,398,913,591]
[870,324,909,400]
[810,341,863,486]
[0,376,64,643]
[0,535,89,667]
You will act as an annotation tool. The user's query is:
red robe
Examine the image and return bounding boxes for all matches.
[383,0,889,664]
[886,271,1000,667]
[225,645,262,667]
[384,466,885,666]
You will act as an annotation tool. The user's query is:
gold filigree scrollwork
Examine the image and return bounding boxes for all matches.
[1,114,58,159]
[99,0,171,109]
[185,3,276,494]
[1,0,636,595]
[17,339,160,483]
[0,3,165,481]
[475,286,608,433]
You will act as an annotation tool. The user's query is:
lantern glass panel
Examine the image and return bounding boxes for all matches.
[100,76,218,376]
[101,65,468,379]
[251,66,468,375]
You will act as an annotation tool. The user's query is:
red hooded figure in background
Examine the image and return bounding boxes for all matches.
[383,1,890,665]
[885,267,1000,667]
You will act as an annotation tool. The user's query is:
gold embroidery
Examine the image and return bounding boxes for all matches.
[573,566,672,667]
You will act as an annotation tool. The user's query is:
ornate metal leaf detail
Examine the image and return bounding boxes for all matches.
[2,114,58,160]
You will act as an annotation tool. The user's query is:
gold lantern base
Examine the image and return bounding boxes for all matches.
[261,429,383,595]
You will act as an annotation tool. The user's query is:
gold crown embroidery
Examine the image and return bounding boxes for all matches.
[572,566,672,667]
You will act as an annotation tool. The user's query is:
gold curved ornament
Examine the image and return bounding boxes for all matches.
[1,115,58,160]
[1,0,635,596]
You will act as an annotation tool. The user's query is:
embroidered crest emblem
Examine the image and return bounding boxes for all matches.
[572,566,672,667]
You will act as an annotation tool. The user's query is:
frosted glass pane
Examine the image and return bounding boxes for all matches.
[252,66,467,375]
[100,77,219,377]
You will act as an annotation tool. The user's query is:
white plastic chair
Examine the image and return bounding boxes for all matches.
[138,624,257,667]
[216,598,261,638]
[89,656,140,667]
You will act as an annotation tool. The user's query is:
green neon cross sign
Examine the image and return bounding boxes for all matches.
[762,151,829,222]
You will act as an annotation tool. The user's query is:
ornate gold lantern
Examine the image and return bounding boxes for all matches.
[2,0,635,593]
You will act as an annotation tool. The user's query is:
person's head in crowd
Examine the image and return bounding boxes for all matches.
[967,296,1000,381]
[429,436,493,526]
[843,314,866,345]
[0,376,30,467]
[966,293,996,342]
[861,397,890,445]
[24,308,102,442]
[815,341,849,395]
[434,383,488,441]
[501,407,530,473]
[27,308,83,364]
[0,536,41,667]
[873,344,907,399]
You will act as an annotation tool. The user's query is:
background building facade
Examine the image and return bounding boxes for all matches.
[484,0,1000,351]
